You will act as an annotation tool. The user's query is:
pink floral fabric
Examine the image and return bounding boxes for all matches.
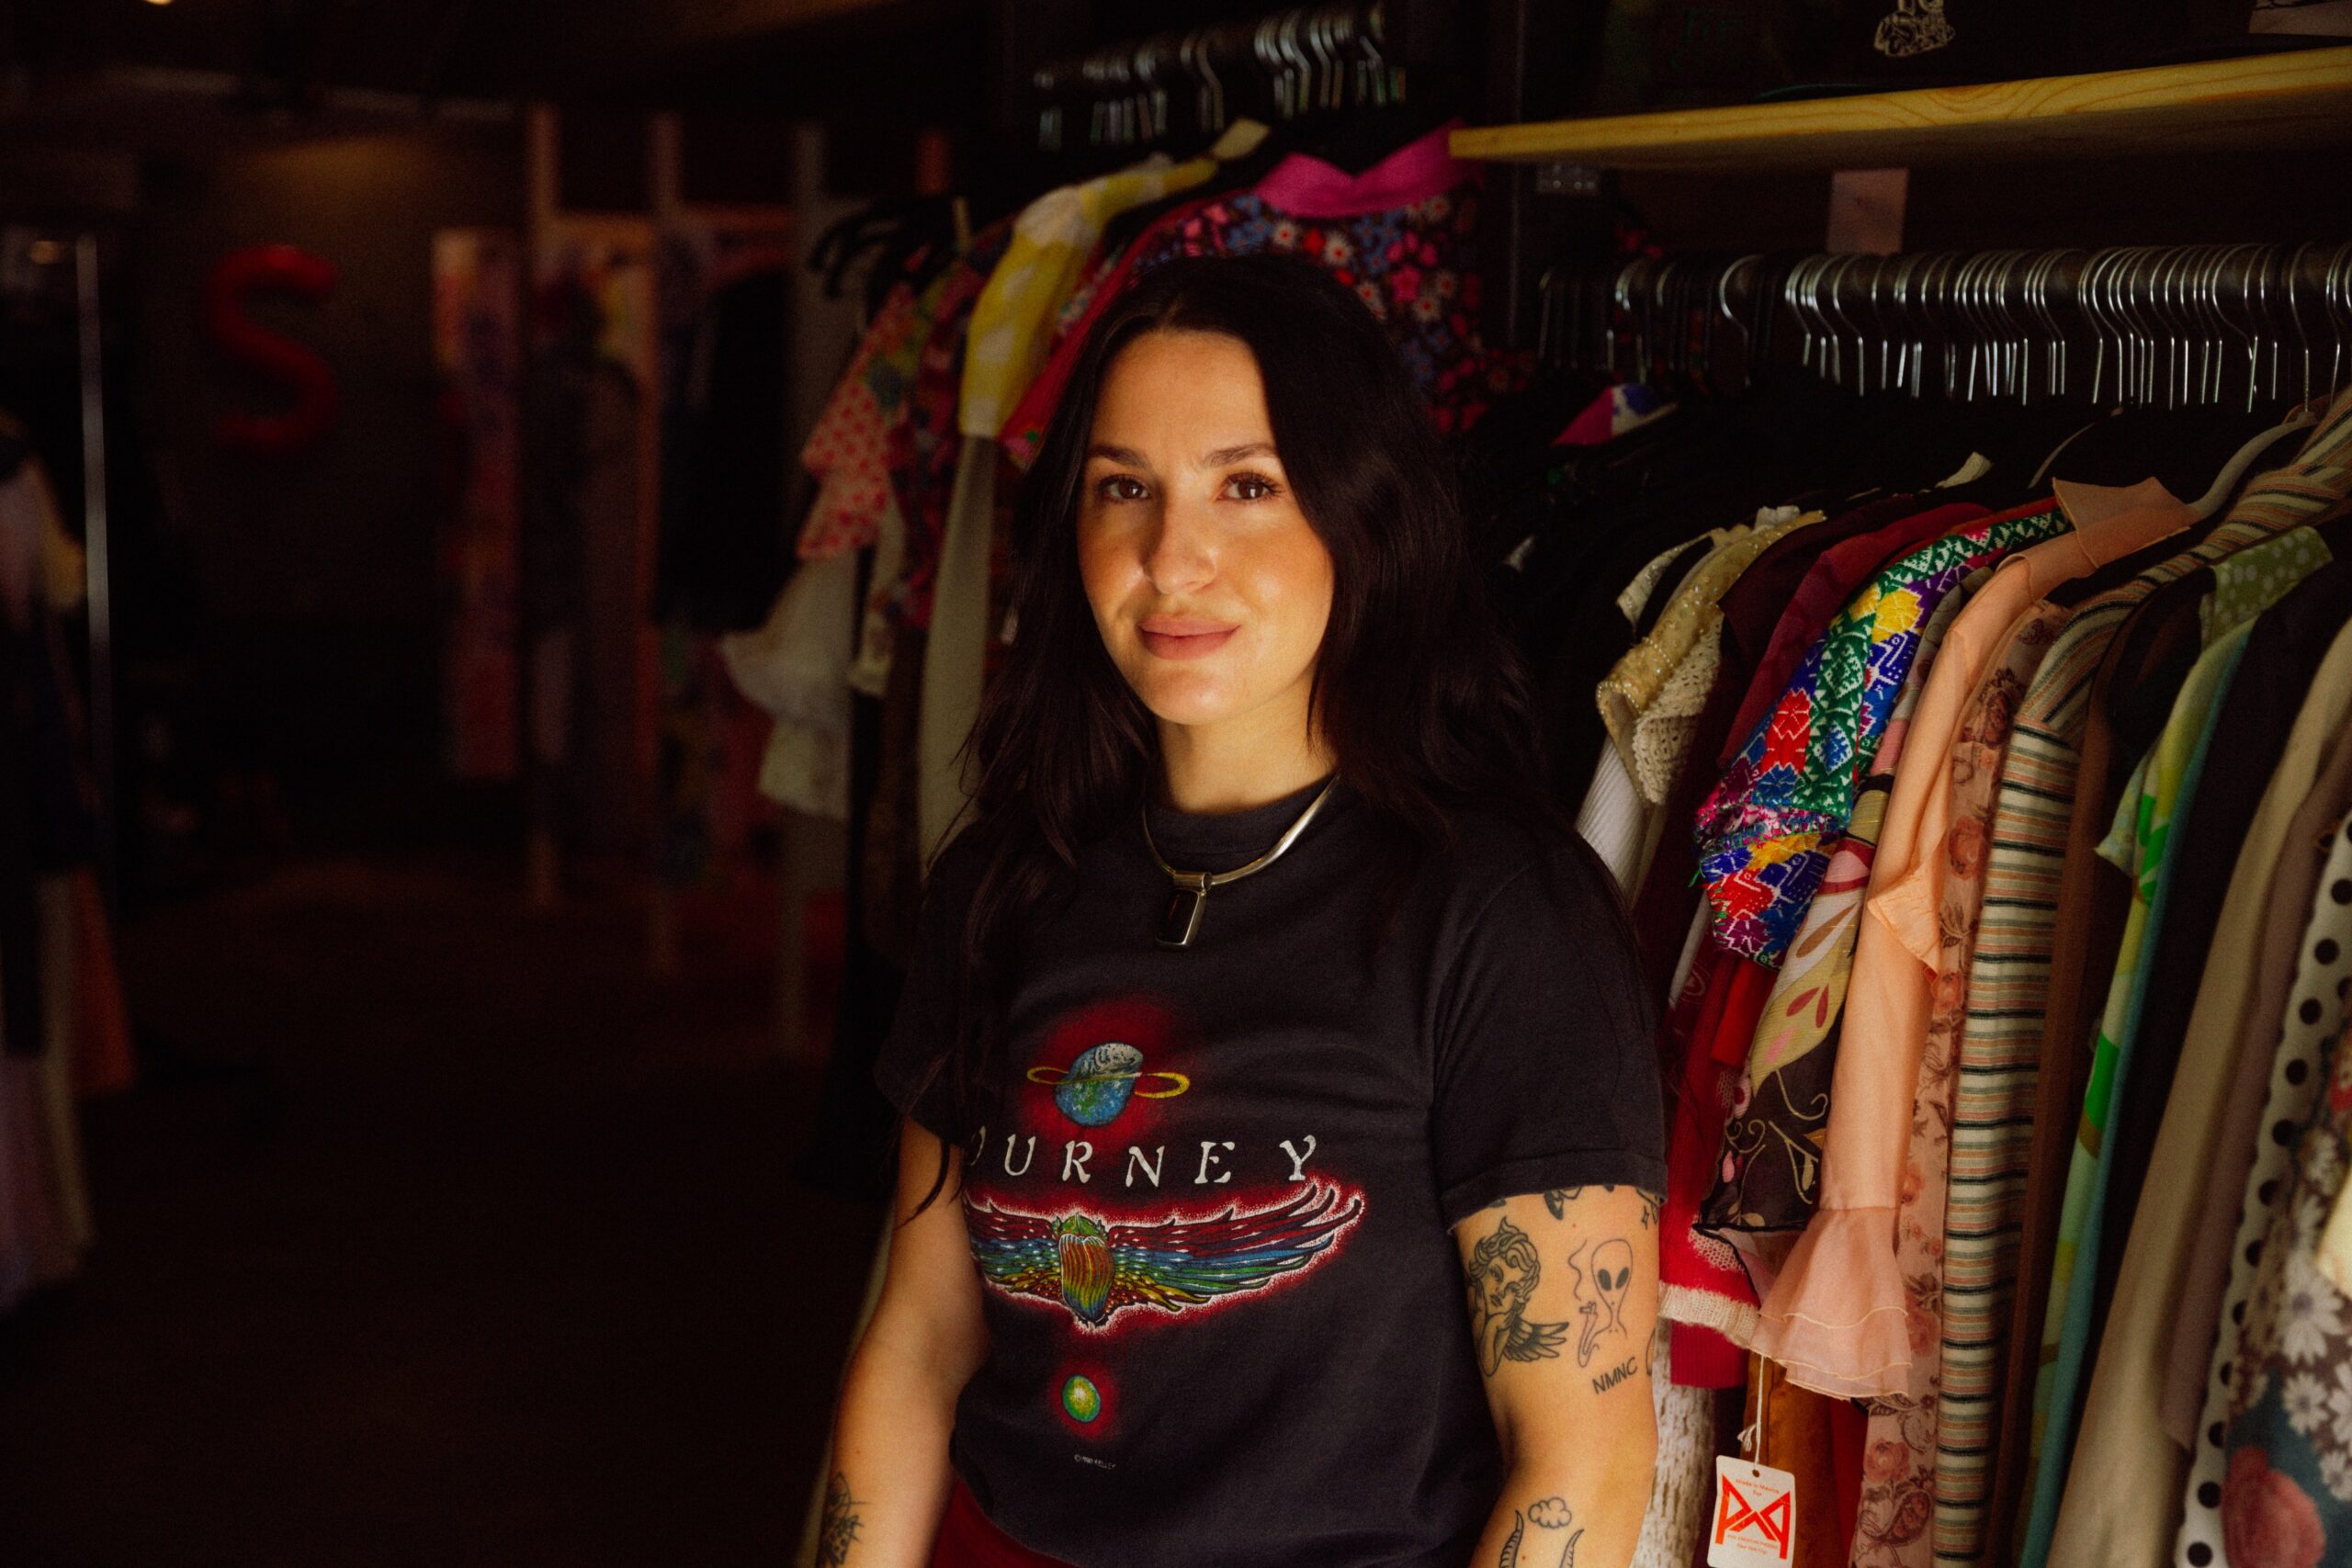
[998,130,1530,469]
[797,280,922,561]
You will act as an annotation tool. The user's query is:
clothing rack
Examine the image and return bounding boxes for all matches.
[1543,241,2352,411]
[1026,1,1421,154]
[0,226,117,907]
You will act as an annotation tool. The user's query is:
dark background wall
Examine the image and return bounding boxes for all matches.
[131,125,525,845]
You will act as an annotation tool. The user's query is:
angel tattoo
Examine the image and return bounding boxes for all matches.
[1465,1216,1569,1375]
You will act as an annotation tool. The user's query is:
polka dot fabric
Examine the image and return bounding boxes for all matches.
[796,282,923,561]
[2176,804,2352,1566]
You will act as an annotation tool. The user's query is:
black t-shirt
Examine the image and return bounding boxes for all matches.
[874,776,1667,1568]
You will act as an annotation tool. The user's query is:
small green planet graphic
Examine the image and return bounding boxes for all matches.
[1027,1042,1190,1126]
[1060,1374,1102,1424]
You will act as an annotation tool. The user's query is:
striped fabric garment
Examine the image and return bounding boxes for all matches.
[1935,388,2352,1566]
[1931,600,2070,1563]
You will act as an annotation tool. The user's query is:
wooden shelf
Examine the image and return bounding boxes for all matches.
[1450,46,2352,171]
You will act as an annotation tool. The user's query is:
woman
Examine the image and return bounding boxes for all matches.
[826,252,1666,1568]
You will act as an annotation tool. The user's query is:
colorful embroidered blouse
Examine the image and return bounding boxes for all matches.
[1693,505,2068,964]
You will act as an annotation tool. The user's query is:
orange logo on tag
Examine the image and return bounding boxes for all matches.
[1714,1474,1792,1557]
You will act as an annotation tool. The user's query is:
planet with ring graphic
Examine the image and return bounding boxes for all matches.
[1061,1375,1102,1424]
[1026,1042,1190,1127]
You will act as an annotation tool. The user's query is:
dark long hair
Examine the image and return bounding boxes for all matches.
[906,251,1589,1214]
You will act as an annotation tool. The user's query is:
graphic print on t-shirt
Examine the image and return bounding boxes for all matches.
[963,1181,1363,1331]
[960,994,1367,1437]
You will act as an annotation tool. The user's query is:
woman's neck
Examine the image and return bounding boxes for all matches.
[1156,707,1337,816]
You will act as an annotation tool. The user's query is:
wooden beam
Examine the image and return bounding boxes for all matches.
[1451,46,2352,171]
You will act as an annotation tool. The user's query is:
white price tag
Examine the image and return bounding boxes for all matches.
[1707,1455,1796,1566]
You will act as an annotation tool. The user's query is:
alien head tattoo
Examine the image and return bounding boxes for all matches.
[1566,1236,1634,1367]
[1465,1215,1569,1375]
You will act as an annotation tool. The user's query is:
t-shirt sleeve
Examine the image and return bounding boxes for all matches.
[1429,841,1668,1230]
[871,829,988,1139]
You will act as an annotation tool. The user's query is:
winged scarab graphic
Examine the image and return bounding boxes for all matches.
[962,1180,1364,1329]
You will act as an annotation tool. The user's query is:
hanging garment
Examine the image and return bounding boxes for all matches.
[1974,389,2352,1562]
[915,435,1008,862]
[1658,937,1776,1377]
[1736,483,2195,1513]
[2050,551,2352,1565]
[876,219,1014,637]
[1598,510,1815,782]
[1746,1353,1868,1568]
[1695,504,2068,965]
[997,119,1522,470]
[1575,748,1656,896]
[2177,799,2352,1565]
[1928,599,2072,1552]
[1727,561,1992,1397]
[1634,1320,1715,1568]
[2013,528,2329,1566]
[1628,495,1942,996]
[2217,997,2352,1564]
[1718,502,1983,769]
[2041,543,2352,1561]
[847,479,909,701]
[2086,546,2352,1349]
[2170,714,2352,1449]
[1663,574,1979,1389]
[1699,507,2050,1253]
[1577,525,1748,886]
[797,277,927,562]
[1584,512,1814,889]
[721,550,858,821]
[956,154,1220,443]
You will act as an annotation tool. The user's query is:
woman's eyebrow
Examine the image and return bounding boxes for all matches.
[1083,440,1279,467]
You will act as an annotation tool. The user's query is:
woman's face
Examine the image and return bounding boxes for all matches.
[1077,329,1334,742]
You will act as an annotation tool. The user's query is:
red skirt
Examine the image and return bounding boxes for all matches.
[930,1477,1075,1568]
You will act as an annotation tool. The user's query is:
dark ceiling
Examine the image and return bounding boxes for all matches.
[0,0,1005,147]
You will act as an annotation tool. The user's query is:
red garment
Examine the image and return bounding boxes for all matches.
[930,1478,1076,1568]
[995,197,1193,468]
[1660,941,1773,1387]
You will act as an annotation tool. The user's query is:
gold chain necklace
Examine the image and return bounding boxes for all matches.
[1139,775,1339,949]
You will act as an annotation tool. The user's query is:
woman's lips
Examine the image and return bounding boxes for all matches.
[1137,618,1237,660]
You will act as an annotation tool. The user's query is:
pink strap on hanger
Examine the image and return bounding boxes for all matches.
[1248,118,1476,219]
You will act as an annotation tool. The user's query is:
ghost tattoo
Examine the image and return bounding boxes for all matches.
[1566,1236,1634,1367]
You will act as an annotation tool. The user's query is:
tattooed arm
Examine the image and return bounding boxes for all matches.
[825,1120,990,1565]
[1455,1184,1660,1568]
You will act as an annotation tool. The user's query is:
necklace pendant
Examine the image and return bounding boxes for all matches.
[1158,884,1208,949]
